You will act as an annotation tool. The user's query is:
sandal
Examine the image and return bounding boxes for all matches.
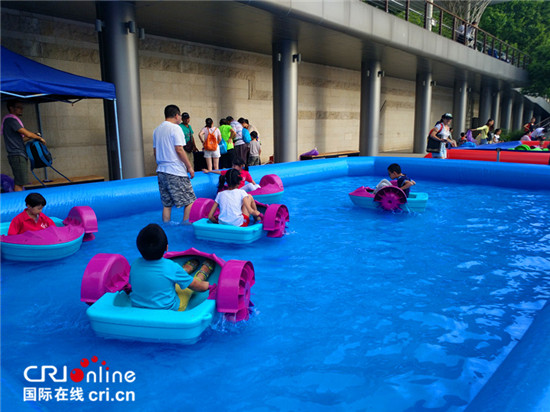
[195,259,215,281]
[182,259,200,274]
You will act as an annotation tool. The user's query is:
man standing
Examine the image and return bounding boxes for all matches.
[1,100,46,191]
[153,105,196,223]
[179,112,196,171]
[228,115,246,162]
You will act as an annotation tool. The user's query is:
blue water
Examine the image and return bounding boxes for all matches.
[2,176,550,412]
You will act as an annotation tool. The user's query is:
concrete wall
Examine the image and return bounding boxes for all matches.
[1,8,457,182]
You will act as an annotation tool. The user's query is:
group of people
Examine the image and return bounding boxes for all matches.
[152,104,263,225]
[177,112,262,173]
[426,112,519,159]
[121,105,268,314]
[521,117,547,142]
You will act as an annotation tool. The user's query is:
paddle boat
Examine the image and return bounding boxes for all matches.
[189,198,289,243]
[1,206,97,261]
[248,174,285,204]
[349,184,428,213]
[81,248,255,344]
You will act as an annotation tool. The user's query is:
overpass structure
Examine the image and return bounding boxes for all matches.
[1,0,547,178]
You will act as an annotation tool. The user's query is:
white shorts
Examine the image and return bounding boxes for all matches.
[203,149,220,159]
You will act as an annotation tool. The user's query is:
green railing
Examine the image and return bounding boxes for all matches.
[364,0,530,69]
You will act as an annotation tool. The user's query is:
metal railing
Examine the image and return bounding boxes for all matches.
[364,0,530,69]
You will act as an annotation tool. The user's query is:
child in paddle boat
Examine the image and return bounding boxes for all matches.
[130,223,215,311]
[8,192,56,235]
[208,168,262,227]
[203,157,260,192]
[368,163,416,197]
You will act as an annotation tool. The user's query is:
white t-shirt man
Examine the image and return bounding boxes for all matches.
[153,121,189,177]
[531,127,546,140]
[214,189,248,226]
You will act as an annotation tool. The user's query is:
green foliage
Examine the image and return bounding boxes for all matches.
[481,0,550,97]
[501,129,525,142]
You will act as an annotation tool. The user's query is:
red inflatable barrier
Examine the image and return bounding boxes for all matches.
[425,149,550,165]
[521,141,549,148]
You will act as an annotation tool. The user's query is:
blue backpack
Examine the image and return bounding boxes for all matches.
[25,140,71,186]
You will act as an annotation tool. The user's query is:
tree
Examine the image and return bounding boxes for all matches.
[436,0,491,24]
[480,0,550,98]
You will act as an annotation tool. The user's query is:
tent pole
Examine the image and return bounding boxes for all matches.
[113,98,123,180]
[35,103,51,182]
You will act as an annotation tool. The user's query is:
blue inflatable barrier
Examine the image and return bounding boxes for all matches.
[2,158,550,223]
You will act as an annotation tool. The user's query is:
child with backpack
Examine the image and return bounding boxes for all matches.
[198,118,222,171]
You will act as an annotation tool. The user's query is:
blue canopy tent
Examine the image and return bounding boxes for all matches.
[0,46,123,179]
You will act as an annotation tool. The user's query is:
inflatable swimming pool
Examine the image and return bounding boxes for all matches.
[189,198,289,243]
[82,248,255,344]
[0,206,97,261]
[349,186,428,212]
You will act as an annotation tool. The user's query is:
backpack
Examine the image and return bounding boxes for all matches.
[219,136,227,154]
[26,141,53,169]
[204,127,218,151]
[426,122,443,153]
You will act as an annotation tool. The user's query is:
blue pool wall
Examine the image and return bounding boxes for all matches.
[2,157,550,410]
[2,156,549,222]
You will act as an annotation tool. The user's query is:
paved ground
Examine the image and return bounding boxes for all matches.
[378,152,426,158]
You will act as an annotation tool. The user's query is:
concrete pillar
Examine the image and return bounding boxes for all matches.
[500,91,513,131]
[413,71,432,154]
[97,1,145,179]
[425,2,433,31]
[512,94,524,131]
[359,59,381,156]
[524,103,534,125]
[491,89,501,126]
[452,77,468,136]
[479,84,492,127]
[272,39,299,163]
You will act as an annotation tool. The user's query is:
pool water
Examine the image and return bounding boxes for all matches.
[2,176,550,412]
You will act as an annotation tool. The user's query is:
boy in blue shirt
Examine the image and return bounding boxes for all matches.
[130,224,213,311]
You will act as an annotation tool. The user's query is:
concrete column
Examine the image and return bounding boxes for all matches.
[452,77,468,136]
[479,84,492,127]
[491,89,501,126]
[359,59,381,156]
[97,1,144,179]
[413,71,432,154]
[512,94,524,131]
[272,39,299,163]
[524,103,534,125]
[425,2,433,31]
[500,91,513,131]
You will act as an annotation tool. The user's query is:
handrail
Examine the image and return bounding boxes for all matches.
[363,0,530,69]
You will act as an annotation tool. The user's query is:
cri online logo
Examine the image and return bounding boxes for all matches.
[24,356,135,383]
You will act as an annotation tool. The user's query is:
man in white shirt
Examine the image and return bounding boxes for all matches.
[531,127,546,141]
[153,105,196,223]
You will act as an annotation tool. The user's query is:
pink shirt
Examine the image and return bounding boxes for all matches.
[8,210,56,235]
